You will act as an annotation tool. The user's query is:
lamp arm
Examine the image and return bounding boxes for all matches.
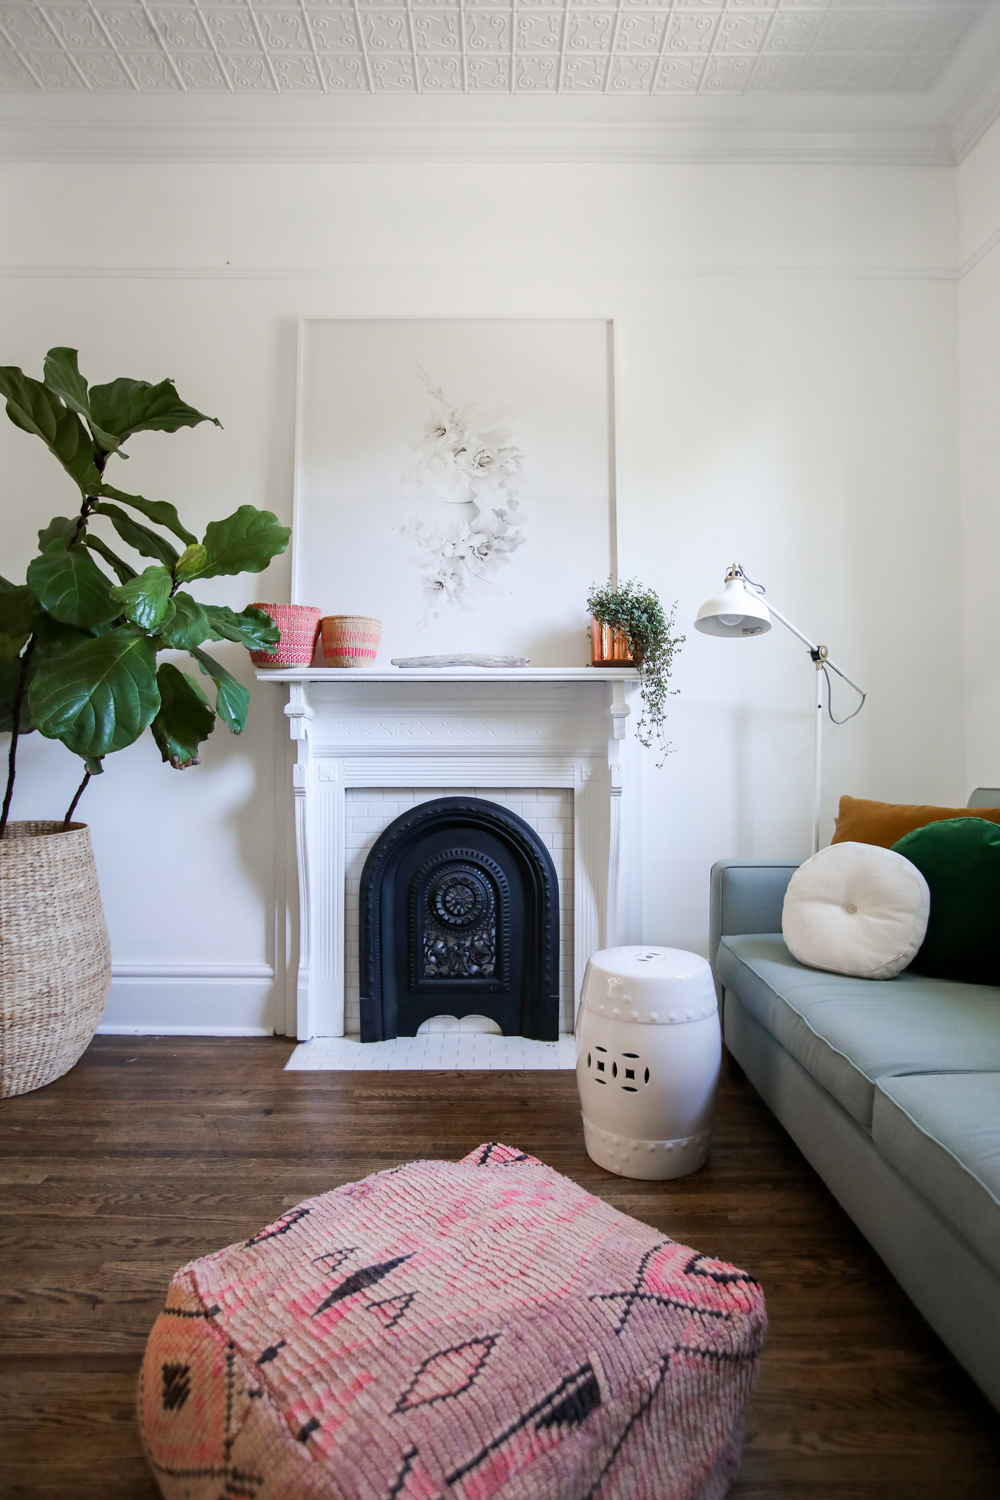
[754,594,866,698]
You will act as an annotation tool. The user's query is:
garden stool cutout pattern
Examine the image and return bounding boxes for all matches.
[140,1143,765,1500]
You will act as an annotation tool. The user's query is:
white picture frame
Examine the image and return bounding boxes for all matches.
[292,318,617,668]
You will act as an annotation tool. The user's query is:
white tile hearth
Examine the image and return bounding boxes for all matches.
[285,1033,577,1072]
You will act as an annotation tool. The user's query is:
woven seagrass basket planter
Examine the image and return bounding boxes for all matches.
[0,821,111,1099]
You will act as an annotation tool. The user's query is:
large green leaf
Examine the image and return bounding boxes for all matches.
[197,507,290,579]
[202,604,280,654]
[32,614,94,663]
[87,376,220,442]
[81,534,137,584]
[0,366,103,495]
[0,658,35,733]
[0,583,37,664]
[99,484,197,547]
[190,646,249,734]
[42,347,121,451]
[0,633,29,665]
[109,564,174,631]
[93,502,179,569]
[156,592,211,651]
[151,663,215,769]
[38,515,78,550]
[29,627,160,758]
[0,582,38,639]
[26,540,120,630]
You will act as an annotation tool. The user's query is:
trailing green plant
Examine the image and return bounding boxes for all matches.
[0,347,290,836]
[587,576,685,765]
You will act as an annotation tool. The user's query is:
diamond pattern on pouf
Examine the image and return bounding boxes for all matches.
[139,1143,765,1499]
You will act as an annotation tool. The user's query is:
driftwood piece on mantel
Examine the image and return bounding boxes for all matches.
[390,654,530,668]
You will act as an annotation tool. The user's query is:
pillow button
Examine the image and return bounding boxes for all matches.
[846,904,858,914]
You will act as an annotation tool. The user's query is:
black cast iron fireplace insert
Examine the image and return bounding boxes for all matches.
[358,796,560,1042]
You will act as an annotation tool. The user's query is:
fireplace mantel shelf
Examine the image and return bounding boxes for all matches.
[257,667,639,684]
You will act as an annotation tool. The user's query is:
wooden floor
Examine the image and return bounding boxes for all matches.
[1,1039,998,1498]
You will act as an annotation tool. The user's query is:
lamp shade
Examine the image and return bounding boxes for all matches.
[694,574,772,638]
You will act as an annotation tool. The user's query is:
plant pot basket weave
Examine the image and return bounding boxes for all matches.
[0,821,111,1098]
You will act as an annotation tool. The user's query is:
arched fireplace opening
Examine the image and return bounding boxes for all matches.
[359,797,560,1042]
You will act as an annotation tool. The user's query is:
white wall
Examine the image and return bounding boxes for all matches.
[0,160,966,1032]
[959,116,1000,795]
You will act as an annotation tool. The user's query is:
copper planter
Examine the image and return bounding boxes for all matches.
[590,616,635,667]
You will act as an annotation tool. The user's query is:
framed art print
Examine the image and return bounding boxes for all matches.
[293,318,617,667]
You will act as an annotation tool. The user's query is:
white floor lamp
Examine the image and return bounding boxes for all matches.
[694,564,866,855]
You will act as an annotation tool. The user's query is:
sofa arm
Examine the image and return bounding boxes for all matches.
[709,859,804,1003]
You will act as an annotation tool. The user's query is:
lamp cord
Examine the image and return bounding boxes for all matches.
[738,567,866,725]
[822,661,866,725]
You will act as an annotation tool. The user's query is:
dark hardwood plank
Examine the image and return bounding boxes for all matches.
[1,1035,998,1498]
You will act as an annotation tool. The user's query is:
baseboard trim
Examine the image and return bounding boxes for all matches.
[97,1024,274,1037]
[98,967,278,1036]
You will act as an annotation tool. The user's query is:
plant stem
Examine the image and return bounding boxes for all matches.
[62,769,92,830]
[0,634,37,840]
[68,497,95,549]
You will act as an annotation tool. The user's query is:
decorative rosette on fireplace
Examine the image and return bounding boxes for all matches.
[360,798,560,1042]
[421,863,499,981]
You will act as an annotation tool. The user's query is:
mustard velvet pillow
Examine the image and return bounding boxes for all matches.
[831,795,1000,850]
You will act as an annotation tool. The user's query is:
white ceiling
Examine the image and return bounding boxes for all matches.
[0,0,998,162]
[0,1,988,97]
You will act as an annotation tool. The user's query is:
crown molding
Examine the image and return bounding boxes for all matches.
[950,55,1000,161]
[0,89,968,167]
[947,1,1000,160]
[0,260,959,281]
[0,115,958,168]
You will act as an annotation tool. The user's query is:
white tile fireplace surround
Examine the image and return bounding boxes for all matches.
[261,668,641,1044]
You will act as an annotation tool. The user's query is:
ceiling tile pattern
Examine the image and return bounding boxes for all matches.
[0,0,987,96]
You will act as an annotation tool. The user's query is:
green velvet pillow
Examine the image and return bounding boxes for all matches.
[892,818,1000,986]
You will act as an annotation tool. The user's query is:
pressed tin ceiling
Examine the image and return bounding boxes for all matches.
[0,0,989,97]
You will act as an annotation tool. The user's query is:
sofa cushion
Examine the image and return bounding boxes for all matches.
[831,795,1000,848]
[717,934,1000,1131]
[873,1075,1000,1279]
[781,842,929,980]
[892,818,1000,987]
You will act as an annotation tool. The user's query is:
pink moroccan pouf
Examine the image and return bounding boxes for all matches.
[139,1144,765,1500]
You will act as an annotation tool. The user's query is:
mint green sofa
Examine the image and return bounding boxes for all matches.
[709,791,1000,1409]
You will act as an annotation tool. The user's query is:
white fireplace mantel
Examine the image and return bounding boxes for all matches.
[259,667,641,1040]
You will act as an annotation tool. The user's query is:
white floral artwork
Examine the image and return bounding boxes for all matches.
[397,370,527,622]
[294,319,615,668]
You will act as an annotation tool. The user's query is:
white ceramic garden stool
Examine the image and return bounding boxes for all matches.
[576,946,722,1181]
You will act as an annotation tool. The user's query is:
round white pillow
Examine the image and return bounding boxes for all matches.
[781,841,930,980]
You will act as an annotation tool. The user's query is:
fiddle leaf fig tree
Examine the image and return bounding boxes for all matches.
[0,347,289,836]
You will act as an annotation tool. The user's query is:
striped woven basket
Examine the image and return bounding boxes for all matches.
[249,604,321,667]
[0,822,111,1099]
[320,614,382,668]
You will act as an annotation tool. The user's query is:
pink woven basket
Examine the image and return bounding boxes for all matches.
[321,614,382,668]
[250,604,321,667]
